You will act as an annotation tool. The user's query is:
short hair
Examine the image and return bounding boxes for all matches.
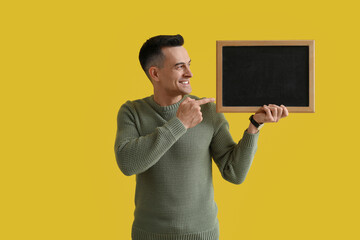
[139,34,184,80]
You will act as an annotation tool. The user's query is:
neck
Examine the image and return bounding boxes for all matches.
[153,91,184,106]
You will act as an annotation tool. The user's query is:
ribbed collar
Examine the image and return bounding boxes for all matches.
[146,95,189,113]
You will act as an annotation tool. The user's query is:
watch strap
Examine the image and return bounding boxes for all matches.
[249,115,263,129]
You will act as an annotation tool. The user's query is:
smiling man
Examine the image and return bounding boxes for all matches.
[114,34,288,240]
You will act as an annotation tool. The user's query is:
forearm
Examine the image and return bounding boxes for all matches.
[223,131,259,184]
[246,122,259,134]
[212,129,259,184]
[114,117,186,176]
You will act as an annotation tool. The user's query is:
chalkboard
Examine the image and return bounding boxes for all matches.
[216,40,315,113]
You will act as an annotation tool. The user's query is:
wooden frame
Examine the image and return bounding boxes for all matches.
[216,40,315,113]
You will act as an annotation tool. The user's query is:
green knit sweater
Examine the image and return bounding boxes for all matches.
[114,94,259,240]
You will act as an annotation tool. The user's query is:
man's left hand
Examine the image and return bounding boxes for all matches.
[253,104,289,124]
[247,104,289,134]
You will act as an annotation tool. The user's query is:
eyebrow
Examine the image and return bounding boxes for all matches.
[174,59,191,67]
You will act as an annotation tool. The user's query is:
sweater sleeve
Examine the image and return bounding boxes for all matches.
[114,101,187,176]
[209,105,259,184]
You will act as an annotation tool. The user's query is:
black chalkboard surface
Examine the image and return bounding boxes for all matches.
[216,40,315,113]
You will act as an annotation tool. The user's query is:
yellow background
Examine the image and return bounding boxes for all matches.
[1,0,359,239]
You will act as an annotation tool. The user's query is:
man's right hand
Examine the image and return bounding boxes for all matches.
[176,97,215,129]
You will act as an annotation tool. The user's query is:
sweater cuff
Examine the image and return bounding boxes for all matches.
[164,117,187,141]
[239,129,260,148]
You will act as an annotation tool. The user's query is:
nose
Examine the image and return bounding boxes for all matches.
[184,65,193,78]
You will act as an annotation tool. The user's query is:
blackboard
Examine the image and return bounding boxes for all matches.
[216,40,315,113]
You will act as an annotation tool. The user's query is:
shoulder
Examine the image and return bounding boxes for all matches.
[117,96,152,119]
[119,96,152,110]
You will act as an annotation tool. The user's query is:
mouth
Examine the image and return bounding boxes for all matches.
[179,80,190,86]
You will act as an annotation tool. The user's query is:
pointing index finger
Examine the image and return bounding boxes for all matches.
[196,98,215,105]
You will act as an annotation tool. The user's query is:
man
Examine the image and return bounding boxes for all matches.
[114,34,288,240]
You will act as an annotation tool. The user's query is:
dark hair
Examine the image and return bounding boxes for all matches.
[139,34,184,80]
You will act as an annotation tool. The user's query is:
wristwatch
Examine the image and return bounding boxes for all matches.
[249,115,264,129]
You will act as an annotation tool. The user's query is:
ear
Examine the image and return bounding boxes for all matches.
[149,66,160,82]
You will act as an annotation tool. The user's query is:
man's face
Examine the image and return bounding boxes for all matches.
[155,46,193,96]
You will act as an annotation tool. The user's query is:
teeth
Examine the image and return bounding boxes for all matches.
[181,81,189,84]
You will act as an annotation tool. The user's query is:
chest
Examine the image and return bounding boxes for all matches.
[136,109,214,158]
